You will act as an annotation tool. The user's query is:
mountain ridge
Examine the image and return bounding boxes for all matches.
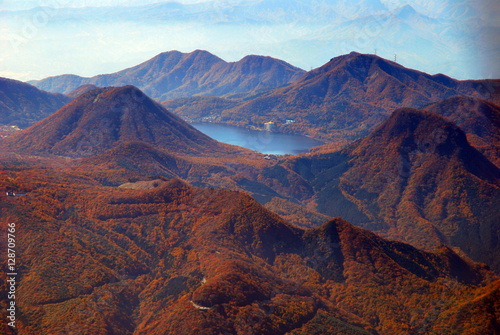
[28,50,306,100]
[0,77,71,128]
[0,168,498,334]
[165,52,499,147]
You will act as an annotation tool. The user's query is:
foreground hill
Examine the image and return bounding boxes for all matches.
[0,168,498,334]
[0,77,71,128]
[0,85,235,157]
[200,52,499,144]
[28,50,305,100]
[262,108,500,272]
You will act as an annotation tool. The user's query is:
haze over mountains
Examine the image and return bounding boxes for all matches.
[3,0,498,80]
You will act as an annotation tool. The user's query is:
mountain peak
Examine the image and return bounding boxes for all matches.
[351,107,500,183]
[29,50,305,99]
[395,4,417,18]
[1,85,223,157]
[365,108,469,155]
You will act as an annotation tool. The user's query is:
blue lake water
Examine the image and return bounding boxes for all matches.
[192,123,324,155]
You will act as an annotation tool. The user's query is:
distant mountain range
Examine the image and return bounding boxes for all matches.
[28,50,305,100]
[161,52,500,166]
[5,1,497,80]
[0,77,70,128]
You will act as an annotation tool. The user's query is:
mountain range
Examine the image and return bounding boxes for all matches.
[5,62,500,273]
[161,52,500,165]
[1,48,500,333]
[0,169,498,334]
[261,108,500,272]
[28,50,305,100]
[211,52,500,142]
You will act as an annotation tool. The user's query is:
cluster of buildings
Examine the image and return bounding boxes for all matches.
[5,192,27,197]
[264,119,295,131]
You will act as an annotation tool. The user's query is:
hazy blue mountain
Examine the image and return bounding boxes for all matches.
[0,77,71,128]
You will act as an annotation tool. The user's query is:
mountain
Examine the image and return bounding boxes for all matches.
[421,96,500,167]
[214,52,500,144]
[28,50,306,100]
[262,108,500,272]
[161,96,242,123]
[66,84,99,99]
[0,168,498,334]
[0,77,71,128]
[0,85,231,157]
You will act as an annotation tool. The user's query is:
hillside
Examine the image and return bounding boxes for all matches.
[66,84,99,99]
[0,167,498,334]
[262,108,500,272]
[422,96,500,167]
[0,77,71,128]
[208,52,500,144]
[29,50,305,100]
[0,85,233,157]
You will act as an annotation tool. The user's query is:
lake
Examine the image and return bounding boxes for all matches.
[192,123,324,155]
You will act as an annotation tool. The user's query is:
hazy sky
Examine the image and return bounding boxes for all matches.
[0,0,498,81]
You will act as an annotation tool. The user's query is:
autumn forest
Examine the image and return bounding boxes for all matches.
[0,49,499,334]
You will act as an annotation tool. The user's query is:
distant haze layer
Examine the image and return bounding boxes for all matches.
[0,0,498,81]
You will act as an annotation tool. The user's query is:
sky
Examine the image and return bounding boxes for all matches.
[0,0,498,82]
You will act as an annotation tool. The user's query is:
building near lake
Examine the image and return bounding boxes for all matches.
[264,121,276,131]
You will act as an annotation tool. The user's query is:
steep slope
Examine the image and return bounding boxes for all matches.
[0,77,71,128]
[265,109,500,272]
[0,168,497,334]
[422,96,500,167]
[0,86,230,157]
[29,50,305,100]
[218,52,500,143]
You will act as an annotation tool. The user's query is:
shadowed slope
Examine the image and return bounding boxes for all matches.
[0,77,70,128]
[269,109,500,271]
